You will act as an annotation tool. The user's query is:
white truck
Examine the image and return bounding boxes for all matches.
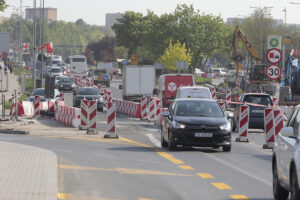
[68,55,88,77]
[0,32,10,59]
[122,65,155,101]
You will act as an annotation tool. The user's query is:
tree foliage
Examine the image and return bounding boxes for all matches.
[0,0,6,12]
[85,36,115,63]
[158,40,192,71]
[112,4,231,68]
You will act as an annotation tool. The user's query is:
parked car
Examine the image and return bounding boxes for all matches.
[27,88,60,102]
[272,105,300,200]
[195,68,204,77]
[176,86,212,99]
[57,77,77,92]
[161,98,231,151]
[74,87,104,111]
[232,93,273,130]
[55,76,65,88]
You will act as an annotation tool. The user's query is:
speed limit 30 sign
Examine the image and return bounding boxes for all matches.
[266,64,282,80]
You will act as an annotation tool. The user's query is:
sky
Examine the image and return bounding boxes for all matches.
[2,0,300,26]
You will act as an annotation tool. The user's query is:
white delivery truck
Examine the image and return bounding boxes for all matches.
[69,55,88,77]
[122,65,155,101]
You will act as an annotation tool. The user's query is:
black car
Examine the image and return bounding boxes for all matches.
[57,77,77,91]
[161,99,231,151]
[232,93,273,130]
[74,87,104,112]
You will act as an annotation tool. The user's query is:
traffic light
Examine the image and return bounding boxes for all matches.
[37,53,47,62]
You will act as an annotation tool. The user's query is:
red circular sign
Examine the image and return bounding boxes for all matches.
[266,64,282,80]
[266,48,282,64]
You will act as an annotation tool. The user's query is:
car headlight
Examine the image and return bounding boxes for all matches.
[72,84,76,88]
[219,122,231,131]
[172,121,186,129]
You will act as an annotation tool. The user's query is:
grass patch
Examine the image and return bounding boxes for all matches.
[195,76,212,85]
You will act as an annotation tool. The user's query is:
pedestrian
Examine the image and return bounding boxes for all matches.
[241,76,246,91]
[4,67,7,75]
[8,65,12,74]
[0,64,2,70]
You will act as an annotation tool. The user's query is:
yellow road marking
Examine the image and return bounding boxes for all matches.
[57,193,68,199]
[230,195,250,199]
[119,137,152,148]
[197,173,214,179]
[178,165,194,170]
[58,164,192,176]
[212,182,232,190]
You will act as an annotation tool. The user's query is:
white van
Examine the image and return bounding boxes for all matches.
[176,86,212,99]
[69,55,88,77]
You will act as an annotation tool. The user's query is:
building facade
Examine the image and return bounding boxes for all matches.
[25,8,57,21]
[105,13,124,28]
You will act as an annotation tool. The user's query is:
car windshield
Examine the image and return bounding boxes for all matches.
[32,89,45,96]
[243,95,272,106]
[56,76,63,81]
[51,68,61,73]
[174,101,224,117]
[78,88,100,95]
[61,77,73,83]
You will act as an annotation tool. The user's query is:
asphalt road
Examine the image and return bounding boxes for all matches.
[0,79,276,200]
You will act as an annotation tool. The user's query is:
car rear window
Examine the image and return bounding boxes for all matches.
[32,89,45,96]
[78,88,100,95]
[174,101,224,117]
[243,95,272,106]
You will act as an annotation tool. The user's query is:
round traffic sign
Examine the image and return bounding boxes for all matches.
[266,64,282,80]
[266,48,282,64]
[270,38,279,48]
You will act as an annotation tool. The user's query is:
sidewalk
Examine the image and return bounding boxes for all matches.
[0,141,57,200]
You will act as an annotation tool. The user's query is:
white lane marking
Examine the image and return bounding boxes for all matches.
[146,133,161,148]
[200,152,272,186]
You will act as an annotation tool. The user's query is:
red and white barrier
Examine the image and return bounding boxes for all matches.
[107,100,116,132]
[148,97,156,120]
[89,100,97,129]
[211,87,216,99]
[218,101,226,113]
[112,98,141,118]
[34,96,40,116]
[263,108,275,148]
[55,102,81,128]
[226,89,231,107]
[80,99,89,128]
[60,93,64,101]
[274,109,284,139]
[141,96,147,119]
[236,105,249,142]
[273,97,278,108]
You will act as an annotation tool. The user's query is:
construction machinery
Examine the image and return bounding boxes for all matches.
[232,26,274,95]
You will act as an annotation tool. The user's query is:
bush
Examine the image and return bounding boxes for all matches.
[194,76,212,85]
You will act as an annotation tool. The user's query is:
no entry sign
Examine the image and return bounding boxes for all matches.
[266,48,282,64]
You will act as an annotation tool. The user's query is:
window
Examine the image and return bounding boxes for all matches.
[292,110,300,137]
[243,95,272,106]
[72,58,85,62]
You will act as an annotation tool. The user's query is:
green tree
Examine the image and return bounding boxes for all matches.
[0,0,7,12]
[158,40,192,71]
[114,46,128,59]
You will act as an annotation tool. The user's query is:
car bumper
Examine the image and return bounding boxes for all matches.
[75,100,104,109]
[171,129,231,148]
[249,116,264,129]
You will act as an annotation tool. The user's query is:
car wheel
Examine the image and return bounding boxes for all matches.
[223,145,231,152]
[273,162,289,200]
[168,132,176,151]
[291,168,300,200]
[161,128,168,148]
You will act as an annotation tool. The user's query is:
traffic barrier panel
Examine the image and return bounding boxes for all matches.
[107,101,116,132]
[226,89,231,107]
[274,109,284,139]
[236,105,249,142]
[263,108,275,149]
[218,101,226,113]
[141,96,147,119]
[34,96,40,116]
[60,93,64,101]
[80,99,89,128]
[148,97,156,120]
[273,97,278,108]
[211,87,216,99]
[89,100,97,129]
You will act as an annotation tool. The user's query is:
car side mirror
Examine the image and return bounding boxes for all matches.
[153,88,158,95]
[226,112,233,119]
[280,127,294,138]
[163,111,169,117]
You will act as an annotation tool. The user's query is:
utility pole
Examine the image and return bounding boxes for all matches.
[282,7,287,76]
[19,0,24,92]
[32,0,36,90]
[40,0,45,88]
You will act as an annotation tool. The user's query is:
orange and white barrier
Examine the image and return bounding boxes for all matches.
[211,87,216,99]
[34,96,40,116]
[236,105,249,142]
[89,100,97,129]
[263,108,275,149]
[225,89,231,107]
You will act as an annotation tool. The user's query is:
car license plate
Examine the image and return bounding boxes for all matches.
[252,110,264,113]
[194,133,213,137]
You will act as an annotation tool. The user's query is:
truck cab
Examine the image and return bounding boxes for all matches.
[156,74,195,107]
